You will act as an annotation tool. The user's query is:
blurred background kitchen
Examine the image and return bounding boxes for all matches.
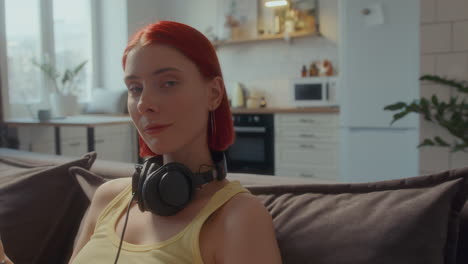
[1,0,464,183]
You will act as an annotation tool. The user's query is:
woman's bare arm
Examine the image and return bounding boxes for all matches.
[216,195,282,264]
[68,178,130,264]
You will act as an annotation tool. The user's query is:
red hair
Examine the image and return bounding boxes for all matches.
[122,21,235,157]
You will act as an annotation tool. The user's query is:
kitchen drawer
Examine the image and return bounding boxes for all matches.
[275,126,339,142]
[61,138,87,157]
[61,127,86,140]
[275,113,339,129]
[95,125,119,137]
[18,126,55,143]
[275,166,339,181]
[31,142,56,155]
[275,142,338,167]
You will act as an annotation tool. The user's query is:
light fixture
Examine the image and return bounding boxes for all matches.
[265,0,288,8]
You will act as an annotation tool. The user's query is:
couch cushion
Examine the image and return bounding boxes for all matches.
[248,167,468,264]
[0,151,96,264]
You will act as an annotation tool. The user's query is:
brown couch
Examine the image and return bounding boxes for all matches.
[1,148,467,264]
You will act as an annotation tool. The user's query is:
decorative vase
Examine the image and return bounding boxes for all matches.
[49,93,78,118]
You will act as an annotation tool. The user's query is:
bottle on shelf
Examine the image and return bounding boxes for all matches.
[301,65,307,77]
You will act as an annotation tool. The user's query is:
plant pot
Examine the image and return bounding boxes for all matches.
[49,93,79,118]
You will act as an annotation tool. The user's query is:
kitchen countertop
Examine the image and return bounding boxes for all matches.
[230,106,340,114]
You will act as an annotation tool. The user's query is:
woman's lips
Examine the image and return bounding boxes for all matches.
[143,124,173,135]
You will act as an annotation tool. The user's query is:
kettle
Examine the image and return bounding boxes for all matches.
[231,82,245,108]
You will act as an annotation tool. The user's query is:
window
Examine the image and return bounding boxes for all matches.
[4,0,43,103]
[53,0,92,100]
[2,0,93,104]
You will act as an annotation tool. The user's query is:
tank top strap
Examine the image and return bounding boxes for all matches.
[193,180,250,225]
[95,184,133,232]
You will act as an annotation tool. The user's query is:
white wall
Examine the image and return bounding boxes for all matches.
[420,0,468,174]
[126,0,160,37]
[319,0,339,44]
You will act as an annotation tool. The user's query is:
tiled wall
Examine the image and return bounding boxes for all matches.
[420,0,468,174]
[217,37,338,108]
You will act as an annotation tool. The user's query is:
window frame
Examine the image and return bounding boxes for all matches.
[0,0,97,119]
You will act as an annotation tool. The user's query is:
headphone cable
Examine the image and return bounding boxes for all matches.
[114,192,136,264]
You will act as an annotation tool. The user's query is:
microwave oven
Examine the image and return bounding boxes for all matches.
[290,77,339,107]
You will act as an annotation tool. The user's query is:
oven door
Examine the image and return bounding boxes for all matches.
[226,126,274,175]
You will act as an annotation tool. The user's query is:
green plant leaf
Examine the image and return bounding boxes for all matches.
[434,136,450,147]
[420,98,431,121]
[407,101,421,112]
[417,139,435,148]
[431,94,439,106]
[383,102,407,111]
[421,74,468,93]
[391,111,409,124]
[62,70,72,85]
[73,61,87,75]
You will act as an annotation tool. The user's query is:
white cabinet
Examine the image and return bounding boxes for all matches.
[60,127,87,157]
[275,113,339,181]
[94,125,137,163]
[17,126,55,154]
[17,124,137,163]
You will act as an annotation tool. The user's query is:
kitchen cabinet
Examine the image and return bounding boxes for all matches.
[275,113,339,181]
[17,124,137,163]
[18,126,55,154]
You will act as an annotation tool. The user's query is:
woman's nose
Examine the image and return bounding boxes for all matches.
[136,89,160,114]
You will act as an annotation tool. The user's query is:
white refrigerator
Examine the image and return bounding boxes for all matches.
[338,0,420,182]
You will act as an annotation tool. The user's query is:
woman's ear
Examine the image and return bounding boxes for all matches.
[208,77,224,110]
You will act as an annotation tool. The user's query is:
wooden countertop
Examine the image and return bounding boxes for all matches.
[4,114,132,127]
[230,106,340,114]
[4,107,339,127]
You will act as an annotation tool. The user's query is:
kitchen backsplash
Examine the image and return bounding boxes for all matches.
[218,36,338,108]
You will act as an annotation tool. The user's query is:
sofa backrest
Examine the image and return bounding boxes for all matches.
[1,148,468,264]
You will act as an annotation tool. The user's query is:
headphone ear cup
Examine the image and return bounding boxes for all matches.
[158,164,192,207]
[142,163,193,216]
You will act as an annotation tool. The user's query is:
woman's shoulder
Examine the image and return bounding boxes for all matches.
[222,191,271,223]
[205,187,281,263]
[91,178,132,210]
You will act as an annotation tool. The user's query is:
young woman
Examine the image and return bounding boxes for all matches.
[66,21,283,263]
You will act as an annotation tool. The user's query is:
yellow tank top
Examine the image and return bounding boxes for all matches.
[72,180,249,264]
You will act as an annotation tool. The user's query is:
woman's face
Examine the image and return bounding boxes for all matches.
[124,44,219,155]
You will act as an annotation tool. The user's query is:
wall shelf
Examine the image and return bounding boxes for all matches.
[213,30,319,48]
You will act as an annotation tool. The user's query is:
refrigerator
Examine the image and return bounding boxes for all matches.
[338,0,420,182]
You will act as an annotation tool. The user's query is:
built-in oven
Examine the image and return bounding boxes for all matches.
[225,113,274,175]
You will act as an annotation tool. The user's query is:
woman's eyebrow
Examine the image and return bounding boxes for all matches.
[152,67,182,76]
[124,67,182,82]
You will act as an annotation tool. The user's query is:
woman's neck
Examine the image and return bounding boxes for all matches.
[162,133,214,174]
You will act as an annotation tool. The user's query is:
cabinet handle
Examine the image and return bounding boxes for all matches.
[95,139,105,144]
[300,173,316,178]
[300,118,315,123]
[300,144,315,149]
[300,133,316,138]
[69,142,80,147]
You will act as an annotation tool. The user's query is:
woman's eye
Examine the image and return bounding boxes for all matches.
[128,85,142,94]
[162,80,178,88]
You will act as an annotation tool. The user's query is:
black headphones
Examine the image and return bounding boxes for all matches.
[131,151,227,216]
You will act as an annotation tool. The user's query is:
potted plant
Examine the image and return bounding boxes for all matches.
[383,74,468,153]
[32,59,87,117]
